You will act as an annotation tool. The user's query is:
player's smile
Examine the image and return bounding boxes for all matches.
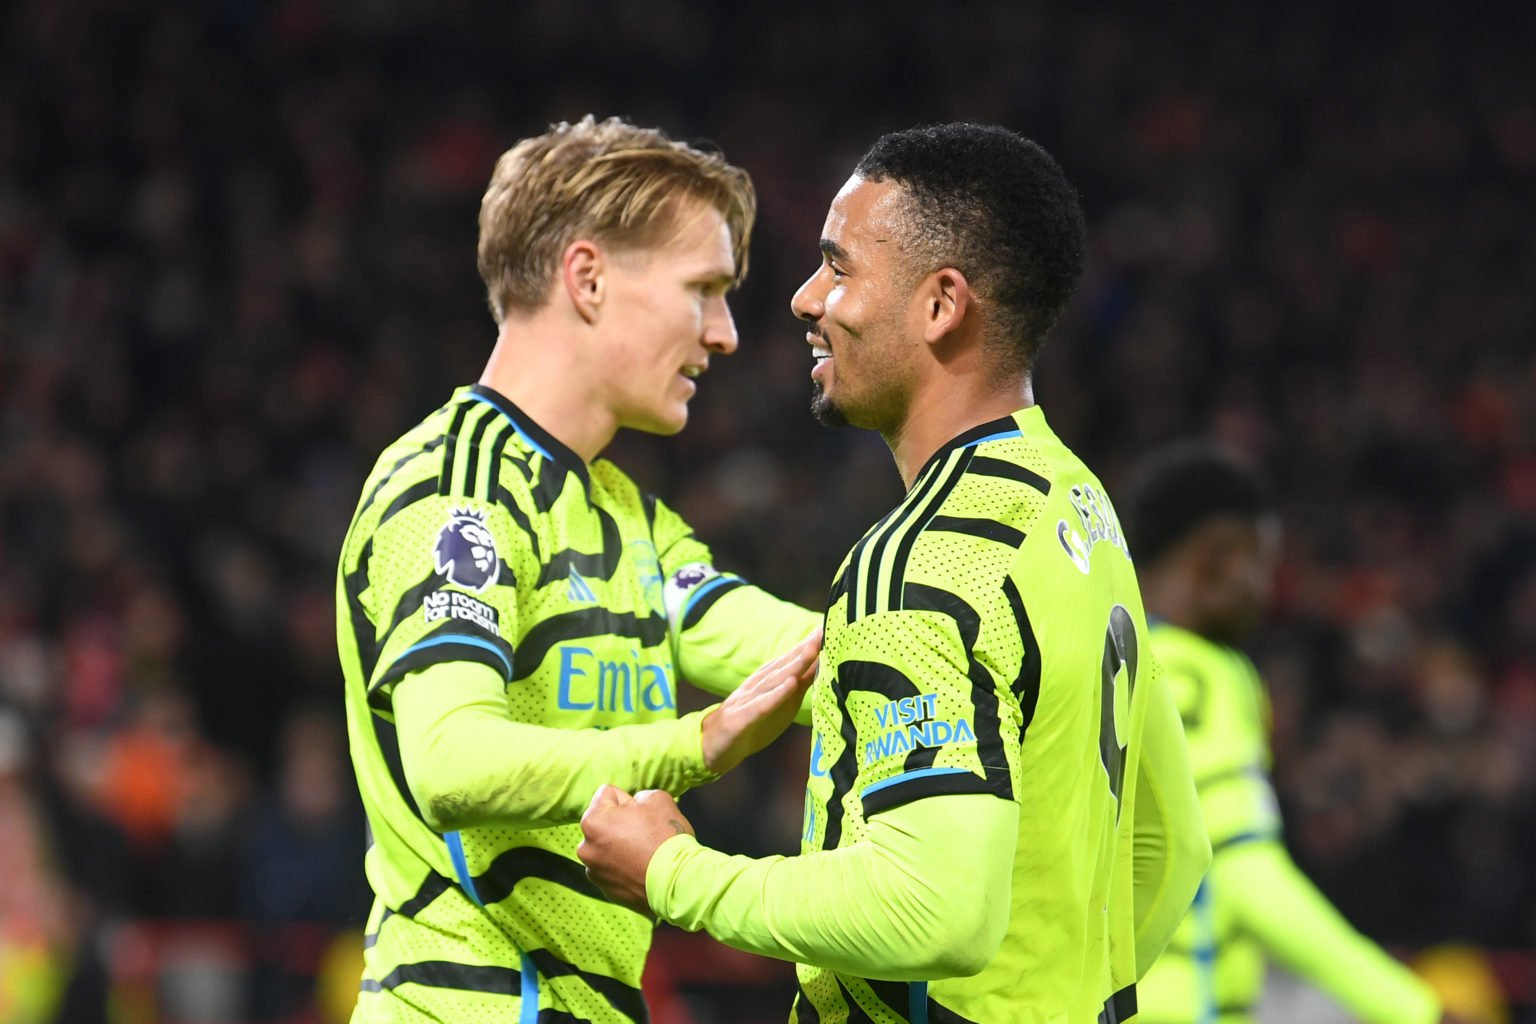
[808,330,833,383]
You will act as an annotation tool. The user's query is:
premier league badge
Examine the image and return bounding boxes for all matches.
[434,509,500,591]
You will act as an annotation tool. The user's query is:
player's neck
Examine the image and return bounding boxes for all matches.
[479,319,616,464]
[885,377,1034,490]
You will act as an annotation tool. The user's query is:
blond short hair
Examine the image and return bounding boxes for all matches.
[476,116,757,322]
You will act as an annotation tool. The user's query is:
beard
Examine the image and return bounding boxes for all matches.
[810,380,849,427]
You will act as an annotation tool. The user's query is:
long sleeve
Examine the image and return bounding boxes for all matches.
[1223,839,1440,1024]
[647,793,1018,981]
[1131,658,1212,975]
[675,583,822,706]
[393,661,720,832]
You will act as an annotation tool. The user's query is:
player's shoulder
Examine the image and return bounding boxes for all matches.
[588,458,655,526]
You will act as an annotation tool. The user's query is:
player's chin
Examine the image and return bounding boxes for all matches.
[635,406,690,436]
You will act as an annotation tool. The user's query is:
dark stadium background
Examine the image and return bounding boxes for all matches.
[1,1,1533,1021]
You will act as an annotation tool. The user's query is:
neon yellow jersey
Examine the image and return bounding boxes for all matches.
[794,406,1157,1024]
[337,384,816,1022]
[1135,624,1278,1024]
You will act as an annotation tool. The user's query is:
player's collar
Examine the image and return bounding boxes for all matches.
[914,406,1045,479]
[466,384,591,488]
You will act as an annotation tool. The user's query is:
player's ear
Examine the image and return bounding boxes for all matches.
[918,266,971,346]
[562,240,606,325]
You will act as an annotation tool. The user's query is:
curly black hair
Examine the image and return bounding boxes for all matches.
[855,123,1087,369]
[1124,442,1274,566]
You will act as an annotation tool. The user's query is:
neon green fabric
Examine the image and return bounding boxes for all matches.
[648,793,1017,980]
[337,384,818,1022]
[394,662,719,831]
[1137,624,1438,1024]
[1225,840,1438,1024]
[647,407,1208,1023]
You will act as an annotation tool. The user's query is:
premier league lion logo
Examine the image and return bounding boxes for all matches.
[434,509,500,591]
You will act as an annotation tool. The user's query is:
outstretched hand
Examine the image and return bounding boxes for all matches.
[700,627,822,774]
[578,785,694,916]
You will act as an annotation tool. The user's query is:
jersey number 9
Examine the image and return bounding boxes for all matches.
[1099,604,1139,818]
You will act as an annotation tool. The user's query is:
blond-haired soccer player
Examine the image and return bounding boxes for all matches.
[336,116,821,1023]
[579,123,1210,1023]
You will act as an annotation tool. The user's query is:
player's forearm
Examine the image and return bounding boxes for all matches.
[1131,666,1211,975]
[1223,840,1439,1024]
[677,584,821,724]
[647,794,1015,981]
[394,662,718,832]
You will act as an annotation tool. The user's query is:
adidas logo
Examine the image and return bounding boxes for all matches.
[567,566,597,603]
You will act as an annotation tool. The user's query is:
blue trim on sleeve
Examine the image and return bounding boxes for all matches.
[1212,830,1276,855]
[519,953,540,1023]
[469,392,554,462]
[909,981,929,1024]
[679,573,737,623]
[397,633,513,680]
[965,428,1023,447]
[1191,879,1216,1024]
[859,766,973,799]
[445,831,483,907]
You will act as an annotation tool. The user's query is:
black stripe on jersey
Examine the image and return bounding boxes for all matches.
[370,714,429,829]
[897,583,1011,798]
[835,978,879,1024]
[367,960,520,996]
[1098,983,1137,1024]
[378,478,438,528]
[469,385,591,489]
[861,766,994,817]
[901,583,979,649]
[1002,576,1042,741]
[362,908,393,948]
[535,506,624,588]
[826,567,849,609]
[968,455,1051,494]
[437,401,476,494]
[358,436,447,521]
[511,608,668,682]
[926,514,1026,549]
[843,495,910,627]
[829,660,930,825]
[472,846,607,905]
[641,492,658,532]
[382,571,447,644]
[396,871,454,918]
[535,1011,584,1024]
[820,685,864,852]
[369,625,517,706]
[345,540,381,683]
[492,482,544,563]
[679,578,744,630]
[854,453,951,623]
[858,977,909,1020]
[928,997,983,1023]
[530,458,568,514]
[883,448,974,615]
[523,948,646,1023]
[792,988,823,1023]
[457,405,502,498]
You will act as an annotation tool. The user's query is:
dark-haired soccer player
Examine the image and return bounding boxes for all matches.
[336,116,822,1023]
[579,123,1210,1023]
[1126,443,1460,1024]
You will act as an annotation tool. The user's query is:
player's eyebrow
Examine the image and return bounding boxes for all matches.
[820,238,852,264]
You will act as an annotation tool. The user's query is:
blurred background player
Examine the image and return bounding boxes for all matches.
[336,116,821,1023]
[578,123,1209,1023]
[1127,442,1471,1024]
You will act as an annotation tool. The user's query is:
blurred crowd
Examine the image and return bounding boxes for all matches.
[1,0,1533,1020]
